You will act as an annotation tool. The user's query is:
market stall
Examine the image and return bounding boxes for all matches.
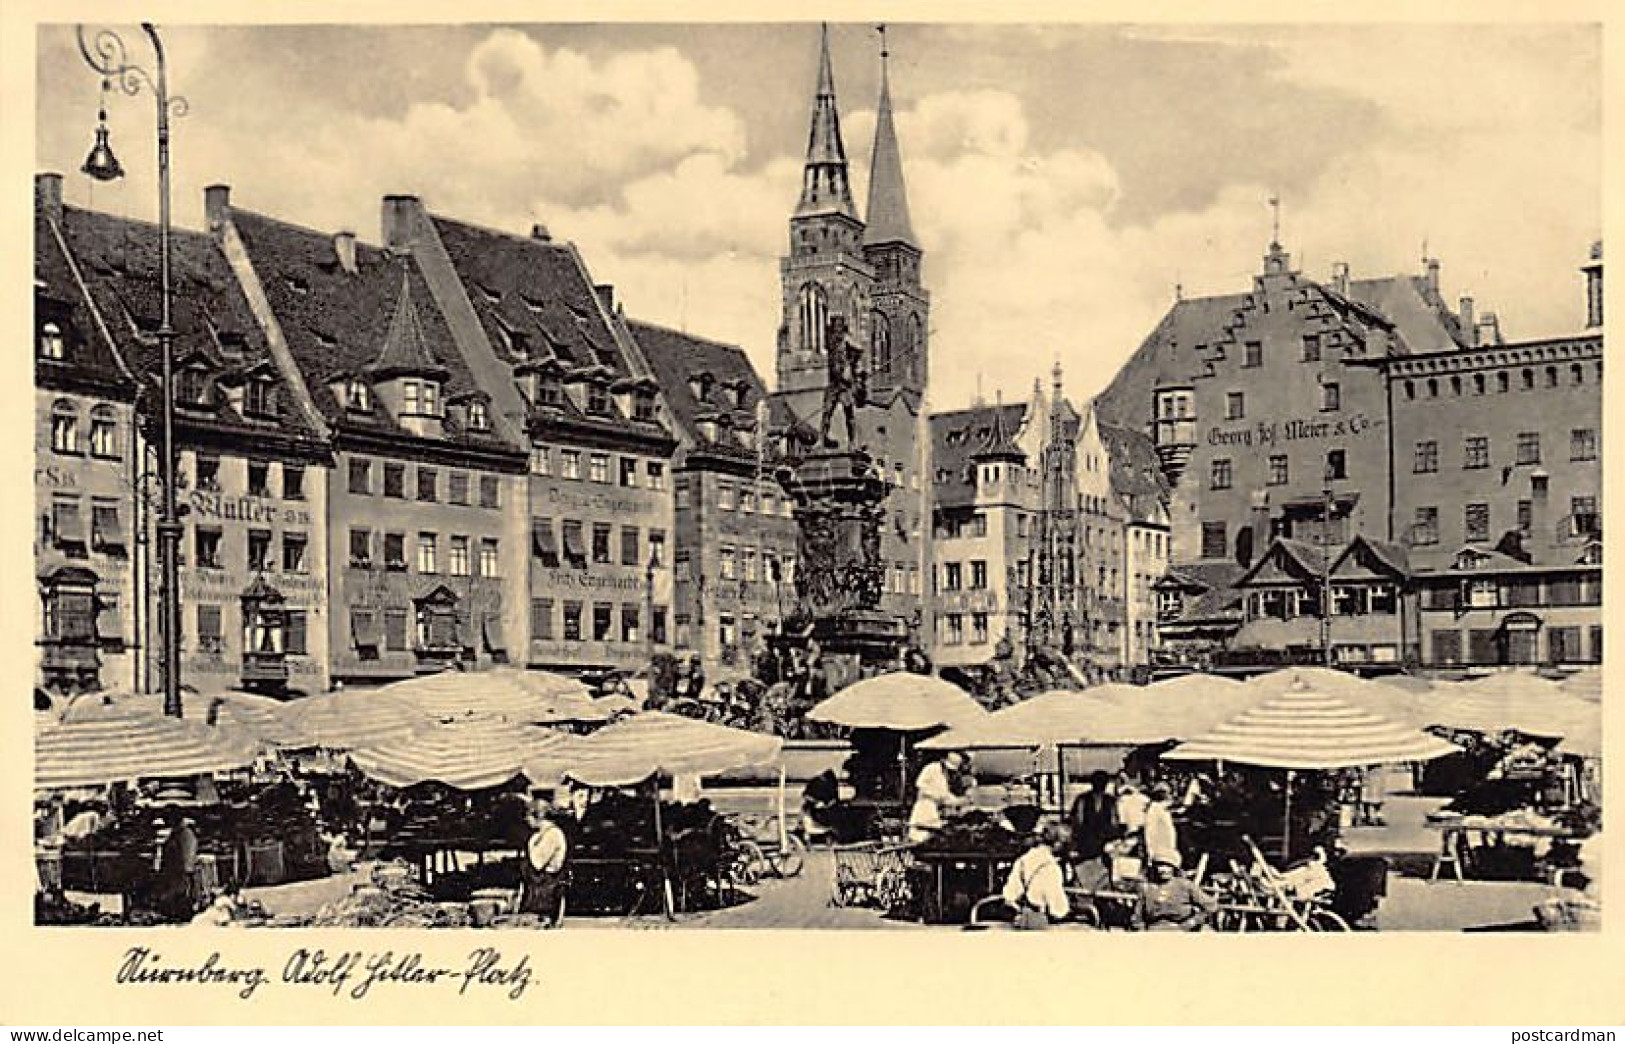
[806,672,987,831]
[527,712,786,918]
[270,688,430,751]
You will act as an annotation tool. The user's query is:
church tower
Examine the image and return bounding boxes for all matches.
[777,24,875,402]
[862,35,929,399]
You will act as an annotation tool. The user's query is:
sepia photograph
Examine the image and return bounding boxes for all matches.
[24,15,1603,952]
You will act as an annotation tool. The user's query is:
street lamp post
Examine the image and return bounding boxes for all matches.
[78,23,188,717]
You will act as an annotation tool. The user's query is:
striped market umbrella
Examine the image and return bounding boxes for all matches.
[348,717,570,791]
[1164,679,1459,771]
[273,689,430,750]
[102,690,313,749]
[376,667,609,725]
[36,702,259,791]
[528,711,784,788]
[808,672,987,732]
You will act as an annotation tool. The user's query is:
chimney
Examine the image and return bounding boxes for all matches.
[381,194,421,253]
[204,184,232,230]
[1458,296,1476,345]
[332,231,358,275]
[1331,262,1350,296]
[530,223,552,243]
[1583,240,1603,329]
[1477,312,1501,346]
[1425,257,1441,294]
[35,172,63,221]
[594,284,615,313]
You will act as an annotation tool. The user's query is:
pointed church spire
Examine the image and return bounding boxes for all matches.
[864,27,917,248]
[796,23,857,220]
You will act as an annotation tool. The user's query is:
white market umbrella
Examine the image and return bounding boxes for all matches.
[36,702,259,791]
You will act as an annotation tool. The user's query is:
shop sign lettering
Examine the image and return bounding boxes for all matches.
[1207,412,1381,448]
[188,490,312,527]
[541,485,658,517]
[536,569,646,593]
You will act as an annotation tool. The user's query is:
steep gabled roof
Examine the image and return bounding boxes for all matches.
[55,205,319,444]
[366,273,449,380]
[1235,538,1325,588]
[1093,293,1248,430]
[1098,420,1170,524]
[230,208,513,453]
[35,206,135,398]
[628,320,767,462]
[1330,534,1411,579]
[929,402,1029,509]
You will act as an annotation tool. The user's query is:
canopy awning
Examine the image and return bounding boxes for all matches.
[527,711,783,788]
[348,717,569,791]
[807,672,987,732]
[272,689,430,750]
[350,609,379,649]
[36,700,259,790]
[1408,672,1599,745]
[375,667,606,726]
[1163,679,1460,770]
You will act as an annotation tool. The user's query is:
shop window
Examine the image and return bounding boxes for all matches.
[1431,630,1462,666]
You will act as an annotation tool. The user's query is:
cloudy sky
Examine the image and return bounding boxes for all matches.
[36,22,1600,411]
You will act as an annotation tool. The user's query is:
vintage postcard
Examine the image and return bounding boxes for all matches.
[2,0,1619,1027]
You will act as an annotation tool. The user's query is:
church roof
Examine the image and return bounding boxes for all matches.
[863,55,916,249]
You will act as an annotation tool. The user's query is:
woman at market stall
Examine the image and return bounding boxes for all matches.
[1001,820,1073,930]
[152,810,201,921]
[520,800,569,927]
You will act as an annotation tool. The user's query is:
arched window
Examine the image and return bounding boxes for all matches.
[1450,375,1462,396]
[797,283,828,355]
[50,400,79,454]
[1571,363,1584,385]
[1404,380,1415,400]
[1545,366,1558,388]
[1522,368,1534,389]
[1426,378,1438,398]
[39,322,64,360]
[871,311,892,375]
[1497,371,1509,393]
[1472,373,1485,395]
[88,405,118,459]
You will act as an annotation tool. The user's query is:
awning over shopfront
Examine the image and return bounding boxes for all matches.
[350,609,379,651]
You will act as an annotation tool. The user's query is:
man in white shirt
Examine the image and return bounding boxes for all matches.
[1143,783,1180,868]
[908,751,969,843]
[1002,820,1072,929]
[1115,778,1150,838]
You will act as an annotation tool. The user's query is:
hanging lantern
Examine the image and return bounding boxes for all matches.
[80,81,124,183]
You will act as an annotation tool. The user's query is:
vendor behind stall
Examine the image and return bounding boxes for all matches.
[908,751,971,844]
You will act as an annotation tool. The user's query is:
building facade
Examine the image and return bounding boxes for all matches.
[630,321,798,674]
[1381,248,1603,669]
[34,174,140,696]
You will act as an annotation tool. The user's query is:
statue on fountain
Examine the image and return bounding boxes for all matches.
[817,315,868,450]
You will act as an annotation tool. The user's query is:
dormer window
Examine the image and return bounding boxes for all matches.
[243,377,279,420]
[403,379,440,417]
[39,322,65,360]
[177,368,210,407]
[633,390,656,422]
[537,376,562,408]
[468,400,490,431]
[586,384,610,417]
[345,380,371,412]
[699,419,719,442]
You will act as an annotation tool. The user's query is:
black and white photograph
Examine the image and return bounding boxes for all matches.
[23,14,1604,953]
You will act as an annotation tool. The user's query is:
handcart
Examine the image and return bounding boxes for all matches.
[829,841,913,911]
